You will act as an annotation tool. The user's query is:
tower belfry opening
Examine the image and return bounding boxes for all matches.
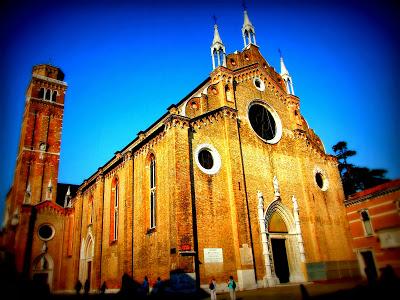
[242,9,256,47]
[210,18,226,70]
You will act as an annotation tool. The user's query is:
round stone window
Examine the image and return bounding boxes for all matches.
[38,224,55,241]
[195,144,221,175]
[314,168,329,191]
[253,78,265,91]
[248,101,282,144]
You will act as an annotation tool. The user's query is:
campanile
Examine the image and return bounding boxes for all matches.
[12,64,68,207]
[3,65,68,273]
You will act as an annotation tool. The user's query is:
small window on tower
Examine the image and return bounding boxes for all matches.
[39,88,45,99]
[51,91,57,102]
[45,89,51,100]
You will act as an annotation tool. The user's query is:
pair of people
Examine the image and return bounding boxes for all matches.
[209,275,237,300]
[74,279,90,294]
[142,276,164,296]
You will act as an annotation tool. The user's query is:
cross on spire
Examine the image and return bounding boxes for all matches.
[242,0,247,10]
[212,15,217,25]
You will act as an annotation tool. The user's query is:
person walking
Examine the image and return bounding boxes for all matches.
[209,277,217,300]
[74,280,83,294]
[100,281,107,294]
[227,275,236,300]
[84,279,90,295]
[142,276,149,296]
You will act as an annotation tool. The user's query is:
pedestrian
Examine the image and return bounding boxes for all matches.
[300,284,310,300]
[100,281,107,294]
[74,279,83,294]
[142,276,149,296]
[84,279,90,295]
[227,275,236,300]
[209,277,217,300]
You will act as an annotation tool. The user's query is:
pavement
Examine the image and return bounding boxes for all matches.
[3,278,399,300]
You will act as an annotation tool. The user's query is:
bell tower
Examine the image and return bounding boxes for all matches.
[1,64,68,274]
[6,64,67,224]
[17,64,67,205]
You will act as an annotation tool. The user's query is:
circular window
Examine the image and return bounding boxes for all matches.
[248,102,282,144]
[38,224,55,241]
[195,144,221,175]
[198,149,213,169]
[253,78,265,91]
[230,58,236,66]
[314,168,329,191]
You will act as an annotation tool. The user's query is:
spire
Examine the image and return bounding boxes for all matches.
[210,17,226,70]
[242,9,256,47]
[64,186,71,208]
[279,50,295,95]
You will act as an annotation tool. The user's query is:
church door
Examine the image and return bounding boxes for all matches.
[271,238,290,283]
[361,251,377,281]
[87,261,92,282]
[33,273,48,285]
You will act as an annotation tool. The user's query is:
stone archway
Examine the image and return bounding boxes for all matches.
[79,232,94,287]
[265,200,305,283]
[32,253,54,290]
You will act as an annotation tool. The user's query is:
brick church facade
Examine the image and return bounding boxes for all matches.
[1,10,359,293]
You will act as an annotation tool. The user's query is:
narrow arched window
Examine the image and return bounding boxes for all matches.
[250,31,255,44]
[110,177,119,241]
[361,210,373,236]
[45,89,51,100]
[150,155,156,229]
[39,88,45,99]
[88,196,94,225]
[51,91,57,102]
[213,49,220,67]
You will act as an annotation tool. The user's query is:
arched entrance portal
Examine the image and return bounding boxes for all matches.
[32,253,54,290]
[80,233,94,288]
[269,212,290,283]
[265,200,305,283]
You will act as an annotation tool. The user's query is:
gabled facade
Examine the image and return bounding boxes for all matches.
[1,9,359,293]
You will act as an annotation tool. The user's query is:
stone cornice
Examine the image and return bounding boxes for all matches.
[233,63,287,105]
[190,106,238,129]
[32,74,68,87]
[289,129,337,163]
[29,97,65,109]
[164,114,191,130]
[35,200,69,216]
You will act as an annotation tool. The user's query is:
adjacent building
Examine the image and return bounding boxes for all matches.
[345,179,400,279]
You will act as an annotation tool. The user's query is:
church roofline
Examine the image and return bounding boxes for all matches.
[76,76,211,192]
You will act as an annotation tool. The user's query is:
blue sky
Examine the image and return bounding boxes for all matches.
[1,0,399,219]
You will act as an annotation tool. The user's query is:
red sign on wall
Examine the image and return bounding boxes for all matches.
[180,244,191,251]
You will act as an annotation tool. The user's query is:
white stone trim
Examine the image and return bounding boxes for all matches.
[37,223,55,241]
[33,73,68,86]
[313,166,329,191]
[194,143,222,175]
[248,100,283,145]
[253,77,265,91]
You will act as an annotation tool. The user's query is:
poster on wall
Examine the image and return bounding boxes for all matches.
[378,229,400,249]
[204,248,223,263]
